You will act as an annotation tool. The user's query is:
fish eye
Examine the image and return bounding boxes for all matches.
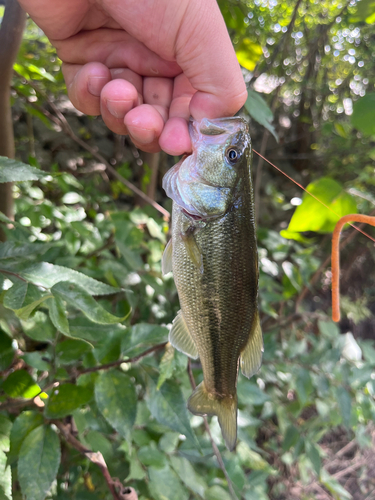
[225,147,241,165]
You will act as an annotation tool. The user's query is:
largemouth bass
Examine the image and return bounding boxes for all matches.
[162,117,262,451]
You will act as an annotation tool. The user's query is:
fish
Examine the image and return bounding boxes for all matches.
[162,116,262,451]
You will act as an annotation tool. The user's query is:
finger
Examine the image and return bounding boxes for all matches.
[143,77,173,108]
[159,117,191,156]
[174,0,247,120]
[55,29,181,78]
[100,79,139,135]
[159,74,195,155]
[110,68,143,95]
[62,62,111,115]
[125,104,165,153]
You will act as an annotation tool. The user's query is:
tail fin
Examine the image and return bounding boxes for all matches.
[187,382,237,451]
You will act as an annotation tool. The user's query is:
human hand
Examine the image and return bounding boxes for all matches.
[18,0,247,155]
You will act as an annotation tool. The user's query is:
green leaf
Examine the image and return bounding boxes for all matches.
[205,485,232,500]
[0,241,50,260]
[282,425,300,451]
[3,279,28,309]
[52,281,126,324]
[95,370,137,438]
[0,157,46,183]
[21,352,51,371]
[15,294,52,320]
[336,387,352,427]
[245,90,278,140]
[21,311,56,342]
[146,377,199,448]
[0,448,12,500]
[305,441,321,476]
[18,262,120,295]
[69,318,126,343]
[55,338,92,364]
[83,431,113,463]
[320,469,352,500]
[18,425,61,500]
[0,416,12,452]
[137,443,167,467]
[26,63,56,82]
[237,381,269,406]
[318,320,339,339]
[121,323,168,356]
[0,416,12,500]
[281,177,357,240]
[148,464,189,500]
[0,330,14,371]
[351,93,375,135]
[146,217,166,243]
[44,384,93,418]
[236,442,272,471]
[157,343,175,389]
[235,38,263,71]
[295,368,313,406]
[349,0,375,24]
[2,278,52,320]
[3,370,42,399]
[8,411,44,466]
[47,297,70,335]
[170,456,206,498]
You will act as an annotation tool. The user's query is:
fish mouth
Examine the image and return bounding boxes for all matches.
[182,208,204,221]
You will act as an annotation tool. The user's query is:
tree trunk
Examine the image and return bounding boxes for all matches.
[0,0,26,240]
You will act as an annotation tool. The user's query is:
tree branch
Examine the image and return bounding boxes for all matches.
[54,420,138,500]
[187,360,238,500]
[0,0,26,239]
[0,343,167,412]
[76,342,167,376]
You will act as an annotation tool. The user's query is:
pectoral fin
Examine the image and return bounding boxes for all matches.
[182,234,203,273]
[240,311,263,379]
[162,239,173,275]
[169,310,198,359]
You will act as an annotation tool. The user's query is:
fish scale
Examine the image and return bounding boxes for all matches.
[162,117,263,451]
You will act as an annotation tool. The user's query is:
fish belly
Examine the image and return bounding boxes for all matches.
[172,199,258,397]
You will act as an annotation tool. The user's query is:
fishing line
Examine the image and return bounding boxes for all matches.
[253,149,375,244]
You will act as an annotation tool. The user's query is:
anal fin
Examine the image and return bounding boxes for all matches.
[240,311,263,379]
[187,382,238,451]
[162,239,173,275]
[169,310,198,359]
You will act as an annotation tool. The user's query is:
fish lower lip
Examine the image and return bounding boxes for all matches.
[182,209,203,221]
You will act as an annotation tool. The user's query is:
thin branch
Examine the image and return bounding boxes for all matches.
[0,343,167,412]
[13,72,170,220]
[187,360,238,500]
[332,458,367,480]
[76,342,167,376]
[83,234,115,260]
[54,420,137,500]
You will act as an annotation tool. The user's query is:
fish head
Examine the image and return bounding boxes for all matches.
[162,117,251,219]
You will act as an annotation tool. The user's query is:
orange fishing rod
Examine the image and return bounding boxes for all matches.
[253,149,375,323]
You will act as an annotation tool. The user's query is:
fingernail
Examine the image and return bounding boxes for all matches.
[106,99,129,119]
[129,127,155,144]
[88,76,107,97]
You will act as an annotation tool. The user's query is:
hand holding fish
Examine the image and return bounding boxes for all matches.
[18,0,247,155]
